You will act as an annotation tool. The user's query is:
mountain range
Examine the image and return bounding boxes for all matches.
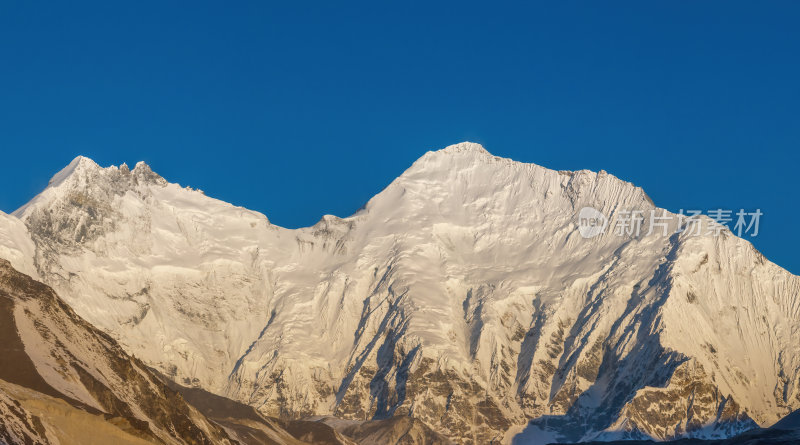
[1,142,799,444]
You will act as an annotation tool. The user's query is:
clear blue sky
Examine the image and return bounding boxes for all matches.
[1,2,798,274]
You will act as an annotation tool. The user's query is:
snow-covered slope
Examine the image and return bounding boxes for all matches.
[0,210,37,279]
[6,143,800,443]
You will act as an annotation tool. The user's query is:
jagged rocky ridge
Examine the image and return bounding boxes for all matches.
[1,143,799,443]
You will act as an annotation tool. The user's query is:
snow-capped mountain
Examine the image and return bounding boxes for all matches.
[3,142,799,443]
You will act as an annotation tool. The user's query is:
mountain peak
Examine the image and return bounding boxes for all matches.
[437,141,491,156]
[48,157,166,189]
[14,157,168,219]
[131,160,165,184]
[70,155,97,166]
[48,155,100,187]
[402,142,494,176]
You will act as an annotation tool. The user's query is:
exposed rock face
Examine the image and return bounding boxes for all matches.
[314,415,454,445]
[566,409,800,445]
[0,383,51,445]
[164,374,454,445]
[3,143,800,443]
[607,361,757,440]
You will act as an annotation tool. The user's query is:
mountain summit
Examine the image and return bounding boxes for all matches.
[2,143,798,443]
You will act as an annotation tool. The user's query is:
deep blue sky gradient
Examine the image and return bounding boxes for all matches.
[1,2,798,273]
